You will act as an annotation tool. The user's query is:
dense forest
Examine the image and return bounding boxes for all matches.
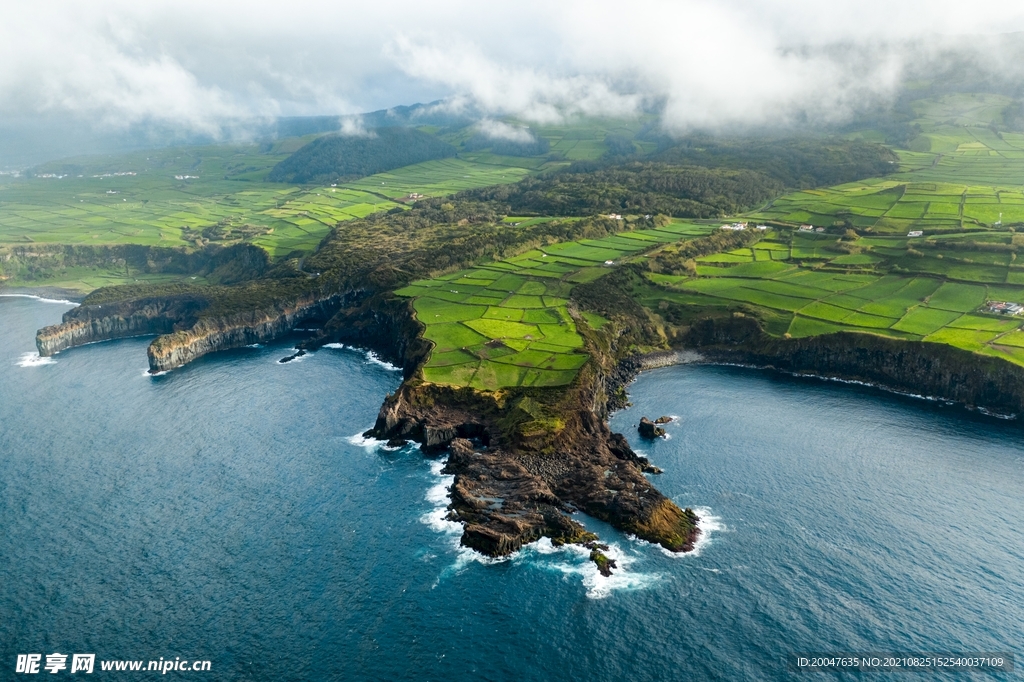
[305,199,626,289]
[457,162,782,218]
[654,137,898,188]
[268,127,456,184]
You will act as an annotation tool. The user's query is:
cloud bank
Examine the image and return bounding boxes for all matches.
[3,0,1024,144]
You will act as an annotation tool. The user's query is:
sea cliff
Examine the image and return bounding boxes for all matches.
[37,291,346,373]
[682,315,1024,416]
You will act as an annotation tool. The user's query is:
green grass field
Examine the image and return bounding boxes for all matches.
[753,93,1024,232]
[0,142,537,260]
[645,228,1024,363]
[395,221,716,390]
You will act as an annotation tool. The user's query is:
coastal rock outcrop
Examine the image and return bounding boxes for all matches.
[37,291,346,373]
[36,295,208,357]
[146,294,343,372]
[368,381,702,564]
[638,417,666,439]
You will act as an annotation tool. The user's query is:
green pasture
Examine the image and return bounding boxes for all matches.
[0,143,540,261]
[649,226,1024,365]
[395,221,716,390]
[755,93,1024,231]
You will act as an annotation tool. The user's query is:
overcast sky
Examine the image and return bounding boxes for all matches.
[3,0,1024,148]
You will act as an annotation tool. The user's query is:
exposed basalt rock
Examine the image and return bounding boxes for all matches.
[443,438,591,556]
[368,381,701,560]
[303,294,431,380]
[36,295,209,357]
[684,316,1024,416]
[37,290,347,373]
[589,548,617,577]
[638,417,666,439]
[147,294,344,372]
[654,415,673,424]
[636,457,663,474]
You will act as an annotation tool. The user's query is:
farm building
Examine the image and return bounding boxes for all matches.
[721,222,747,231]
[908,230,923,237]
[986,301,1024,315]
[799,224,813,231]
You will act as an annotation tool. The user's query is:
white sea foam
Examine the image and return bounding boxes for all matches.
[141,368,168,377]
[420,459,659,598]
[276,348,310,364]
[365,350,401,371]
[347,431,386,449]
[658,505,725,559]
[246,343,263,349]
[323,342,401,371]
[16,352,55,367]
[0,293,76,305]
[527,538,660,599]
[421,458,460,535]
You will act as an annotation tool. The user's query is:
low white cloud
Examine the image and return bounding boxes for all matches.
[474,120,536,143]
[1,0,1024,146]
[338,117,375,137]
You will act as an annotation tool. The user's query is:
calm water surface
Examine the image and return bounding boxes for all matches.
[1,295,1021,680]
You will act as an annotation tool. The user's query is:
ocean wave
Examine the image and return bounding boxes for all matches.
[365,350,401,372]
[276,348,310,364]
[421,459,659,598]
[347,431,386,449]
[346,429,410,452]
[323,342,400,371]
[529,538,661,599]
[421,458,461,535]
[658,505,725,559]
[0,293,76,305]
[16,352,55,367]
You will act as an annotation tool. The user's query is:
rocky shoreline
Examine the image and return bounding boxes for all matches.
[365,379,702,565]
[34,291,348,373]
[24,276,1024,575]
[0,286,86,302]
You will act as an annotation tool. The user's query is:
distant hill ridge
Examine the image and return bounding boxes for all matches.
[268,127,457,184]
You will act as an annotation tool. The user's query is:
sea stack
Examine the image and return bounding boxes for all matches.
[638,417,666,439]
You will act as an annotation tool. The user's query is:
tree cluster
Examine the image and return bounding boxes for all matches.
[654,136,899,189]
[268,128,457,184]
[456,162,782,218]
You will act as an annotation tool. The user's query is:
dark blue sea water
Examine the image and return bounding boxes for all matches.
[2,295,1022,681]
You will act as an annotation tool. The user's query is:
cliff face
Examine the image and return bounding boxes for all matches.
[684,316,1024,416]
[302,294,432,380]
[147,294,343,372]
[366,371,701,558]
[36,295,208,357]
[37,292,346,373]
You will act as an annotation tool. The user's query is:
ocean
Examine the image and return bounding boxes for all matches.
[1,295,1021,680]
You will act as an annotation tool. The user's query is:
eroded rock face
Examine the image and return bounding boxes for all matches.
[36,296,208,357]
[368,384,701,563]
[37,293,345,373]
[638,417,666,439]
[146,294,342,372]
[687,318,1024,416]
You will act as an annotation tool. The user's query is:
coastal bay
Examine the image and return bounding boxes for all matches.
[3,297,1022,680]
